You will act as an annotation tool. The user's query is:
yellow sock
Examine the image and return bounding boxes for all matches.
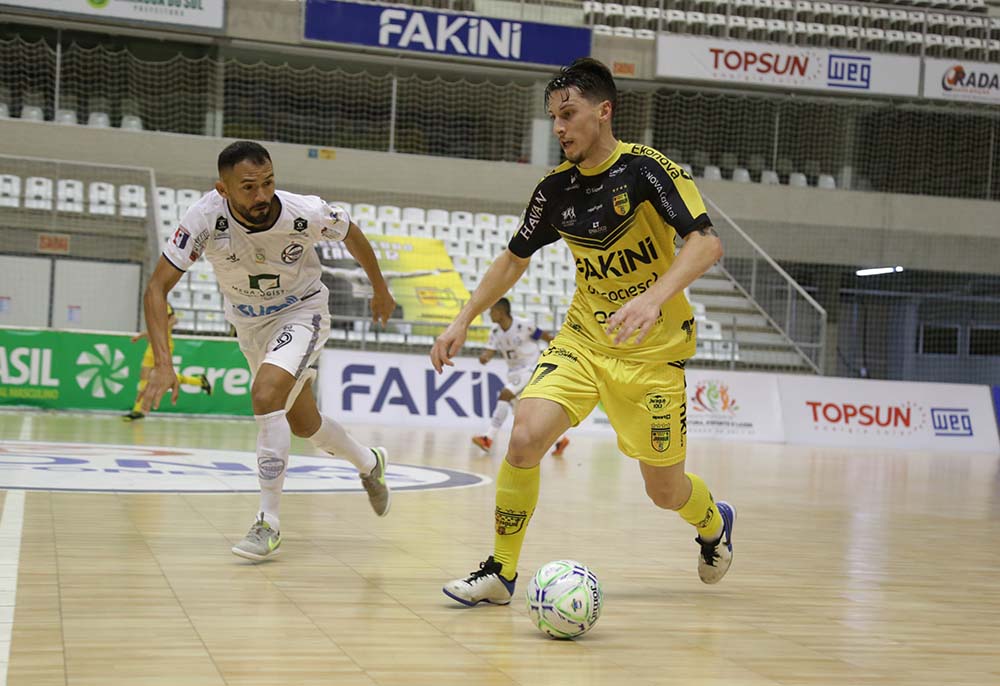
[132,380,148,414]
[677,472,723,541]
[177,373,202,386]
[493,460,540,580]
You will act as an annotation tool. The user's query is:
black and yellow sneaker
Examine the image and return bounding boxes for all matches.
[198,374,212,395]
[122,410,145,422]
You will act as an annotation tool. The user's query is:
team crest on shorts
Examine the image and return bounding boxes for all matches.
[651,424,671,453]
[293,217,308,232]
[495,507,530,535]
[613,191,630,216]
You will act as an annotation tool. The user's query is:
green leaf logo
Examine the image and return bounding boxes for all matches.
[88,0,110,9]
[75,344,129,398]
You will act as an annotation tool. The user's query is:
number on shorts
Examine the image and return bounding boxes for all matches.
[529,362,558,386]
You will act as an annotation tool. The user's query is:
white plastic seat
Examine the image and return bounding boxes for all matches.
[789,172,808,187]
[498,214,520,231]
[613,26,635,38]
[192,291,222,311]
[195,310,227,333]
[817,174,836,189]
[176,189,202,217]
[401,207,426,224]
[450,210,473,228]
[119,184,147,218]
[702,165,722,181]
[55,109,77,125]
[56,179,85,213]
[433,225,459,241]
[593,24,614,36]
[24,176,53,210]
[467,241,493,260]
[0,174,21,208]
[168,288,193,310]
[426,208,450,225]
[443,239,465,256]
[376,205,401,222]
[732,168,751,183]
[483,227,507,245]
[383,220,407,237]
[87,111,110,128]
[474,212,498,229]
[353,203,376,222]
[188,269,217,291]
[409,223,434,239]
[20,105,44,122]
[120,115,143,131]
[88,182,117,216]
[356,218,380,234]
[760,170,780,185]
[458,226,484,243]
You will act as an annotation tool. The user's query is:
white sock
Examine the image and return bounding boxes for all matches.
[255,409,290,530]
[308,415,376,473]
[486,399,514,441]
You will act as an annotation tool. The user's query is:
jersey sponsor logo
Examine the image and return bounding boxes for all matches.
[293,217,308,232]
[172,228,190,249]
[609,163,627,177]
[320,226,340,240]
[540,346,579,363]
[576,236,659,281]
[254,251,265,264]
[631,144,693,181]
[613,191,630,216]
[214,216,229,235]
[281,243,305,264]
[561,206,576,224]
[519,189,547,240]
[585,184,604,195]
[644,392,670,416]
[226,253,240,263]
[247,273,281,292]
[585,274,661,303]
[235,296,300,318]
[564,172,579,191]
[681,316,695,342]
[642,169,678,219]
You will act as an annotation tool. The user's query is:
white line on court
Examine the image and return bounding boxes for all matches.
[0,490,25,686]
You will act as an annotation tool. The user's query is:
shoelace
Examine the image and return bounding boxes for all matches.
[248,520,272,543]
[465,559,501,583]
[697,537,720,567]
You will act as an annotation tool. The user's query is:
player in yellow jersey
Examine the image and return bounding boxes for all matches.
[432,58,736,606]
[123,303,212,421]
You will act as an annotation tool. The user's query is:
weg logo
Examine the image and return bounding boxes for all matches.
[930,407,973,437]
[828,54,871,90]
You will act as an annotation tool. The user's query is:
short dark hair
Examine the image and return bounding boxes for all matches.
[218,140,271,174]
[544,57,617,117]
[493,297,511,316]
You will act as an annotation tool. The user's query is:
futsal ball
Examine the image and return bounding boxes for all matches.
[525,560,603,639]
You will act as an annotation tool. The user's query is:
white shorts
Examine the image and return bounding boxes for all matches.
[505,366,535,397]
[233,302,330,406]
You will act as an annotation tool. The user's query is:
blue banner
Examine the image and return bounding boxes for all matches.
[304,0,591,67]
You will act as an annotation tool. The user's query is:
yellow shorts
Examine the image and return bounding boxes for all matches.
[520,336,688,467]
[140,338,174,368]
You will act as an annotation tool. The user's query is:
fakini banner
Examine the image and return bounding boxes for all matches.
[319,348,511,427]
[0,0,225,29]
[303,0,591,67]
[923,58,1000,105]
[0,327,252,415]
[655,35,920,97]
[779,375,1000,453]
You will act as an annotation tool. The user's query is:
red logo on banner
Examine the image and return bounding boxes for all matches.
[709,48,810,77]
[805,400,927,434]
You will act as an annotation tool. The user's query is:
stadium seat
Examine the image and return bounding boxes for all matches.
[88,182,116,216]
[789,172,808,187]
[195,310,228,333]
[87,111,110,128]
[0,174,21,208]
[377,205,401,222]
[189,270,217,291]
[168,287,193,310]
[409,223,434,239]
[353,203,377,222]
[817,174,836,189]
[612,27,635,38]
[474,212,498,229]
[401,207,426,224]
[443,239,464,256]
[702,165,722,181]
[192,291,222,311]
[732,168,752,183]
[382,220,407,236]
[453,256,477,274]
[760,170,780,185]
[433,225,459,241]
[119,184,147,218]
[483,227,507,245]
[24,176,53,210]
[450,210,473,227]
[467,241,492,260]
[356,218,380,233]
[426,208,450,225]
[173,309,195,329]
[176,189,202,216]
[461,272,482,291]
[20,105,44,122]
[498,214,520,231]
[459,226,483,243]
[56,179,85,213]
[120,115,143,131]
[55,109,77,125]
[0,103,8,119]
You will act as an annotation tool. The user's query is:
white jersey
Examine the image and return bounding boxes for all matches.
[163,189,350,322]
[488,316,544,371]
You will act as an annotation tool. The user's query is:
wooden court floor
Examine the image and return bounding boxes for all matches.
[0,408,998,686]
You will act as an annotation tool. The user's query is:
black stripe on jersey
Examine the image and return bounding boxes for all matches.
[560,213,638,251]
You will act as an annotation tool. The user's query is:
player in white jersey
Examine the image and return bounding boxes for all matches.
[471,298,569,457]
[140,141,396,562]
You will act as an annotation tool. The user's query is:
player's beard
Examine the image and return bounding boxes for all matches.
[236,200,272,227]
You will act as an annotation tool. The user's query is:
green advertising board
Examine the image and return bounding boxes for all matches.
[0,327,252,416]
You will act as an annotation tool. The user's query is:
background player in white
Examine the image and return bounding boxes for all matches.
[472,298,569,457]
[140,141,396,561]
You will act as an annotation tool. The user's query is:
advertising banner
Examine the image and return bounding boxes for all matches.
[304,0,591,67]
[923,58,1000,105]
[316,234,478,327]
[0,327,252,416]
[778,374,1000,453]
[579,368,785,443]
[319,348,511,428]
[0,0,225,30]
[656,34,920,97]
